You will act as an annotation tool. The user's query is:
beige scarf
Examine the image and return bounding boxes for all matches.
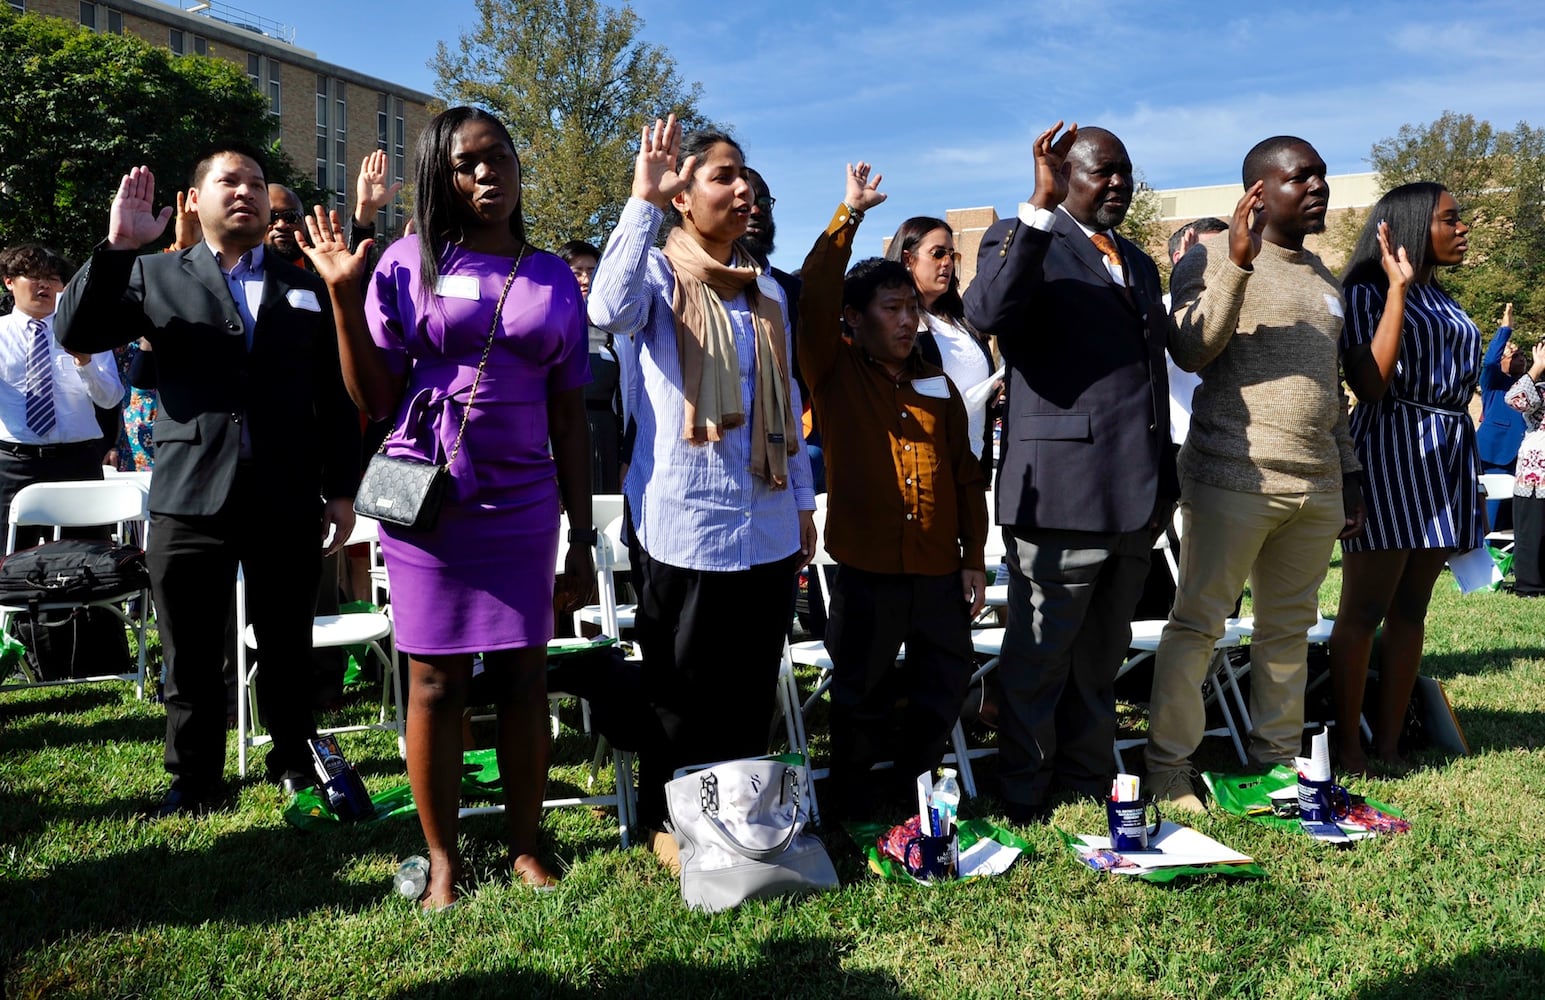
[662,229,798,489]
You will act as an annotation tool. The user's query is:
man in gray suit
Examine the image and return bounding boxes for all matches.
[56,145,360,815]
[963,122,1176,821]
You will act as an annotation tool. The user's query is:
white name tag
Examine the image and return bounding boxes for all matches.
[912,376,951,399]
[1324,293,1345,319]
[286,288,321,312]
[435,275,481,301]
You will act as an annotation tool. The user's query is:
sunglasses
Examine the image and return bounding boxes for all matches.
[911,245,960,263]
[270,209,303,226]
[753,195,776,212]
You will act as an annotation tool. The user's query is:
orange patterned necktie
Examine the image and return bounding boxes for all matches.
[1089,232,1123,267]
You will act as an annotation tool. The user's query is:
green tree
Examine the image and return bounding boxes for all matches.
[432,0,710,249]
[1368,111,1545,335]
[0,11,313,266]
[1120,173,1168,286]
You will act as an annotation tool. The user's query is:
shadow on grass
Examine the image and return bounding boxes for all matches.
[375,936,920,999]
[1,818,419,957]
[0,684,124,722]
[1,711,165,752]
[1441,707,1544,753]
[1418,646,1545,680]
[1353,945,1545,999]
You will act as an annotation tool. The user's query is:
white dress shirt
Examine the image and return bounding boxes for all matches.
[0,310,122,445]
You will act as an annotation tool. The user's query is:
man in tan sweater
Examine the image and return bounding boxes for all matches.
[1145,136,1366,810]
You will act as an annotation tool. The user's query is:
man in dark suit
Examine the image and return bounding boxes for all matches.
[963,122,1176,821]
[55,145,361,815]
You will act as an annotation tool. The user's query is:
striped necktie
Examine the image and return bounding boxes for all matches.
[23,318,56,436]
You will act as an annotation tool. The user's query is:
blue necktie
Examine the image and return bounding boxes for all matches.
[23,319,56,436]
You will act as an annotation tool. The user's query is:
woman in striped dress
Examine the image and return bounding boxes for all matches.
[1329,182,1479,774]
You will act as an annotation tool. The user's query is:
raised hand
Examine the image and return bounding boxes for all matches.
[632,114,697,211]
[107,166,174,250]
[1375,219,1414,293]
[300,206,373,287]
[1028,120,1078,212]
[1178,225,1200,259]
[1228,181,1267,268]
[844,162,886,214]
[1503,301,1514,328]
[1530,342,1545,381]
[172,189,202,250]
[355,149,403,221]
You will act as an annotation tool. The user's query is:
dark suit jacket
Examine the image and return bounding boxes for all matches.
[1477,324,1525,468]
[963,208,1176,534]
[54,244,360,516]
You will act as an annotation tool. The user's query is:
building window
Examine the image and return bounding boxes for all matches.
[393,98,406,231]
[247,53,260,90]
[315,75,329,202]
[267,58,281,116]
[377,93,389,149]
[169,28,184,54]
[79,2,95,29]
[105,7,121,33]
[8,1,24,13]
[193,34,206,56]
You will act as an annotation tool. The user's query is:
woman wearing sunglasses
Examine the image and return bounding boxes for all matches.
[886,217,998,479]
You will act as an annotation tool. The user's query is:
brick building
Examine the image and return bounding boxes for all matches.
[14,0,433,235]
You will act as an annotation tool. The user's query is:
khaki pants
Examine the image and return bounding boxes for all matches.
[1145,478,1343,771]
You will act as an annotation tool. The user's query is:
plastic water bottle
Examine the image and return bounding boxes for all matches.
[393,855,430,899]
[931,768,961,836]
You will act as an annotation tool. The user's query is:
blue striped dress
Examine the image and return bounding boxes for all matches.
[1340,281,1483,551]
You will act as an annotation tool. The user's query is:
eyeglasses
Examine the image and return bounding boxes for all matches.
[911,246,960,263]
[754,196,776,212]
[270,209,303,226]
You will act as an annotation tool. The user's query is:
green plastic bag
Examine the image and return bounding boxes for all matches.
[1203,764,1404,835]
[851,817,1032,885]
[283,748,508,831]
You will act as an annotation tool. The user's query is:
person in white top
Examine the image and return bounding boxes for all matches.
[886,216,998,479]
[0,244,122,548]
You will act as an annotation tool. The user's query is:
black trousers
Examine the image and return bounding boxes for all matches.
[633,546,800,828]
[825,566,975,814]
[149,465,322,791]
[1514,496,1545,595]
[0,442,104,549]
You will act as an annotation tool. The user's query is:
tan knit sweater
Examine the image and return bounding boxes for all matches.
[1170,236,1360,494]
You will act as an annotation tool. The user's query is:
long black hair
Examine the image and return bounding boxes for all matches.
[413,106,528,300]
[1342,182,1448,291]
[660,129,744,241]
[884,216,966,323]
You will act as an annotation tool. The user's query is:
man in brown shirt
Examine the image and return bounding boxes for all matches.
[799,164,988,817]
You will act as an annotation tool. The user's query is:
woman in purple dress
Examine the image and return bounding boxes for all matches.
[303,106,592,909]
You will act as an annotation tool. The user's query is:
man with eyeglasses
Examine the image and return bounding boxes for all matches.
[55,142,361,817]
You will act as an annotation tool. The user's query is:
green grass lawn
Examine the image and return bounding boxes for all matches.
[5,554,1545,999]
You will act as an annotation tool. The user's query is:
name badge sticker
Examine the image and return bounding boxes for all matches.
[436,275,481,301]
[912,376,951,399]
[285,288,321,312]
[1324,293,1345,319]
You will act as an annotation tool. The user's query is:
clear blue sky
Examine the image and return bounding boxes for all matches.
[254,0,1545,270]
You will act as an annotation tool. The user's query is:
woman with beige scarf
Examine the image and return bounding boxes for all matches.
[589,116,816,862]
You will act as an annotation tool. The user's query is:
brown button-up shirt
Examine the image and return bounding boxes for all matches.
[798,204,988,575]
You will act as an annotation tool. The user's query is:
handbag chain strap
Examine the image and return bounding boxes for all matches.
[443,245,525,469]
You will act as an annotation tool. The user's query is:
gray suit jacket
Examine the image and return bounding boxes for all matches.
[54,244,359,517]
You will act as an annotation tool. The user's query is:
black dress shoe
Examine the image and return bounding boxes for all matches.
[279,775,316,798]
[1002,798,1053,825]
[146,786,210,819]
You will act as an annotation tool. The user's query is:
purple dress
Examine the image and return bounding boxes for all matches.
[365,238,589,654]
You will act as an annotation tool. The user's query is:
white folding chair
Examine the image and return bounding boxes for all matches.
[0,480,154,698]
[340,515,391,607]
[464,511,638,846]
[1480,473,1517,552]
[572,498,635,637]
[233,563,406,777]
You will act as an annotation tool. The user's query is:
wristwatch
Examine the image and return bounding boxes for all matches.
[567,526,598,545]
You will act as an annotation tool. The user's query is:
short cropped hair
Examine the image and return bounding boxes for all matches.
[1242,136,1311,188]
[842,257,914,317]
[1166,217,1229,261]
[556,240,601,264]
[190,140,269,188]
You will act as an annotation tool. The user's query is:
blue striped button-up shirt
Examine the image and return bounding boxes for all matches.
[588,197,814,572]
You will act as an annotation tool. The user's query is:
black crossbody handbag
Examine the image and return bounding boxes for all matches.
[353,247,524,530]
